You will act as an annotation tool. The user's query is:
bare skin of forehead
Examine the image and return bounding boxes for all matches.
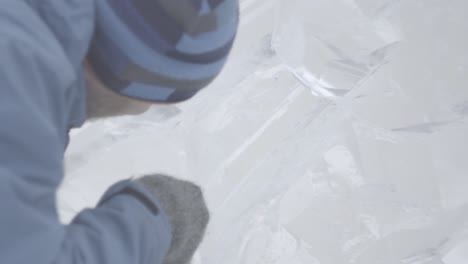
[83,60,152,119]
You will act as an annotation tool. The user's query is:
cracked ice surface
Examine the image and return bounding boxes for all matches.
[59,0,468,263]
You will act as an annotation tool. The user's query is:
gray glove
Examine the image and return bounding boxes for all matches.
[137,175,210,264]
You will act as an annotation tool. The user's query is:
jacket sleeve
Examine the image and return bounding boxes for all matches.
[0,2,171,264]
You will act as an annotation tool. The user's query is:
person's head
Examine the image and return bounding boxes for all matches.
[85,0,239,119]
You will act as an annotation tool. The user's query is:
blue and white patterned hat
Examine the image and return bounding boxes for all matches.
[88,0,239,103]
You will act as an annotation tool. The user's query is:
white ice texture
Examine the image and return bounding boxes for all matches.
[59,0,468,263]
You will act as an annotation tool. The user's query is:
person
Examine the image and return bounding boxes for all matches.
[0,1,239,263]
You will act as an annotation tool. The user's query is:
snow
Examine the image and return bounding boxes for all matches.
[59,0,468,263]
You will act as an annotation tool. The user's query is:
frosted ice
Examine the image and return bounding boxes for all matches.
[59,0,468,263]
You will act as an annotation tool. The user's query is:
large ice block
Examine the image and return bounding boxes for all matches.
[60,0,468,263]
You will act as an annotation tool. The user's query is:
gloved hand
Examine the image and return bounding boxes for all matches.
[136,175,210,264]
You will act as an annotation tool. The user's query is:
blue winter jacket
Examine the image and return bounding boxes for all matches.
[0,1,236,263]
